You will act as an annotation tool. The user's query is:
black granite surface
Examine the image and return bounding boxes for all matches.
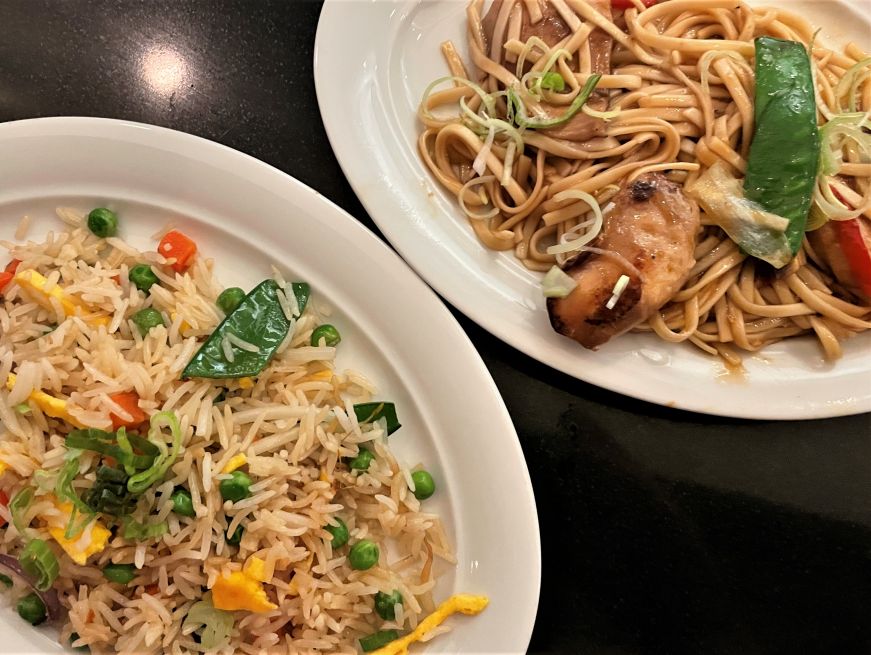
[1,1,870,654]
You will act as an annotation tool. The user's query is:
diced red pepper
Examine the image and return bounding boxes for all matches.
[0,490,8,527]
[829,184,871,298]
[158,230,197,273]
[0,260,21,295]
[109,391,147,430]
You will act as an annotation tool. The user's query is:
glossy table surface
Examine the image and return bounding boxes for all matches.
[2,1,870,654]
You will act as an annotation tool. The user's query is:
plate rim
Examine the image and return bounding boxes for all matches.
[0,115,542,655]
[313,0,871,421]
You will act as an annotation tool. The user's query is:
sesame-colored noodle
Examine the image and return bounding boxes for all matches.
[418,0,871,360]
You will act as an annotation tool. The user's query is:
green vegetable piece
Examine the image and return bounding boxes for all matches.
[374,590,403,621]
[348,448,375,472]
[310,324,341,347]
[508,74,600,129]
[121,517,168,541]
[353,402,401,436]
[87,208,118,238]
[9,487,35,535]
[103,563,137,584]
[171,488,195,517]
[182,280,310,379]
[360,630,400,652]
[183,596,234,651]
[14,402,30,414]
[128,265,159,293]
[20,539,59,591]
[539,72,565,92]
[17,592,47,625]
[349,539,379,571]
[744,37,820,256]
[411,470,435,500]
[66,428,155,472]
[217,287,245,315]
[0,573,12,587]
[326,518,349,548]
[225,524,244,546]
[126,412,183,495]
[131,308,165,336]
[219,471,252,503]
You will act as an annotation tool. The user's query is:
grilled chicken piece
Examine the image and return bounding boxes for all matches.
[547,173,701,349]
[481,0,614,142]
[807,216,871,302]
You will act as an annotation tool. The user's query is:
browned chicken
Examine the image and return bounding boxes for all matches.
[548,174,701,348]
[481,0,613,142]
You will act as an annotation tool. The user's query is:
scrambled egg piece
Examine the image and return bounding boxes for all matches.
[170,312,191,335]
[221,454,247,474]
[211,570,277,613]
[0,460,8,476]
[43,500,111,565]
[237,377,254,390]
[6,374,85,428]
[14,269,109,327]
[303,370,333,383]
[368,594,489,655]
[242,556,269,582]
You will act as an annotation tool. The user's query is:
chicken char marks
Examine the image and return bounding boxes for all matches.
[481,0,613,142]
[547,173,701,349]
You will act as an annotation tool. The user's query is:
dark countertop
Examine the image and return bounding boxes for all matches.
[2,1,870,654]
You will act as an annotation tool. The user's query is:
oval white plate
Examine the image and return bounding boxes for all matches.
[314,0,871,419]
[0,117,540,655]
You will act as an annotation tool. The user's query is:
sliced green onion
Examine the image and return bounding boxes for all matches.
[508,74,601,130]
[126,412,182,495]
[121,517,168,541]
[605,275,631,310]
[835,57,871,113]
[419,76,496,124]
[541,265,578,299]
[182,594,234,651]
[545,190,605,256]
[55,450,92,515]
[353,402,401,436]
[14,403,31,415]
[9,487,35,535]
[811,111,871,224]
[539,71,566,92]
[19,539,59,591]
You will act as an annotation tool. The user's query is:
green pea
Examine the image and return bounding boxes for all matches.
[128,264,159,293]
[348,448,375,472]
[411,470,435,500]
[226,524,244,546]
[103,563,137,584]
[131,308,165,336]
[16,592,47,625]
[348,539,379,571]
[325,517,349,548]
[219,470,252,503]
[171,488,195,517]
[0,573,12,587]
[374,590,403,620]
[310,324,341,347]
[359,630,399,652]
[217,287,245,315]
[87,208,119,238]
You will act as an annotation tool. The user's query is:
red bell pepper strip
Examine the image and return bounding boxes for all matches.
[0,260,21,295]
[829,185,871,298]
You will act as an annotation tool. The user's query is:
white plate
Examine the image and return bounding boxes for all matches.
[0,117,540,655]
[314,0,871,419]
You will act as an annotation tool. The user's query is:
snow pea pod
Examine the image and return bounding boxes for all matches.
[744,36,820,257]
[182,280,309,379]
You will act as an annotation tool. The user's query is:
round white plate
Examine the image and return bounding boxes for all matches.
[0,117,540,655]
[314,0,871,419]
